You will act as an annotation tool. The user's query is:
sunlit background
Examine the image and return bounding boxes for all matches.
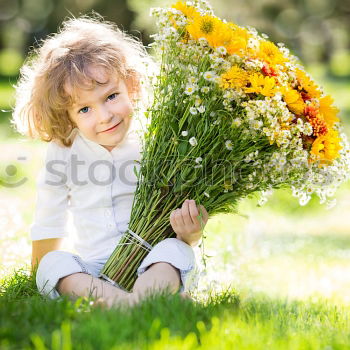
[1,0,350,305]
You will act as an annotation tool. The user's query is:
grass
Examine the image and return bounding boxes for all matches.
[1,270,350,350]
[1,70,350,349]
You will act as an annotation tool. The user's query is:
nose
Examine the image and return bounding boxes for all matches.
[97,105,113,123]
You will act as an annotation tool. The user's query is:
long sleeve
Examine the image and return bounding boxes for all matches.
[30,141,70,240]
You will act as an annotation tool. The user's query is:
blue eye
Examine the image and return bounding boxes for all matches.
[107,93,118,101]
[79,106,89,114]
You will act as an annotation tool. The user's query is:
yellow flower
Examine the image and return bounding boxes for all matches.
[318,95,340,127]
[187,14,244,51]
[184,13,251,54]
[295,68,321,99]
[207,21,236,48]
[172,1,199,19]
[225,24,250,56]
[311,129,342,163]
[256,41,288,68]
[245,73,277,97]
[186,14,220,40]
[220,66,249,90]
[282,87,305,115]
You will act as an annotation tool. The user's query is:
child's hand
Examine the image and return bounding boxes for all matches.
[170,199,209,247]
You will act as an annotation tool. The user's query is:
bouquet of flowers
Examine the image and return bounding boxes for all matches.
[101,0,350,291]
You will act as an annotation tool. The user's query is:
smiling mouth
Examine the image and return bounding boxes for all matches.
[100,121,122,133]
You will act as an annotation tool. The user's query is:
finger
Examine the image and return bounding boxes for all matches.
[175,208,185,227]
[188,200,199,225]
[181,199,193,226]
[170,210,178,228]
[170,210,180,232]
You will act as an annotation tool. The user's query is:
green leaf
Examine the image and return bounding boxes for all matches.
[133,165,140,179]
[178,141,188,156]
[170,120,179,135]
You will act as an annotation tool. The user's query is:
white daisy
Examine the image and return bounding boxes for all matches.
[305,186,314,195]
[190,107,198,115]
[201,86,210,93]
[225,140,233,150]
[303,122,313,136]
[197,105,206,113]
[326,187,336,197]
[181,131,188,137]
[189,137,198,146]
[232,118,242,127]
[258,197,268,206]
[299,195,311,206]
[203,71,217,81]
[195,97,202,106]
[278,158,286,166]
[185,84,197,95]
[251,120,262,130]
[275,163,283,172]
[176,19,187,26]
[216,46,227,55]
[198,37,208,45]
[326,199,336,210]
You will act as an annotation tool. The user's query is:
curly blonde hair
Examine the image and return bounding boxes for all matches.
[12,14,155,146]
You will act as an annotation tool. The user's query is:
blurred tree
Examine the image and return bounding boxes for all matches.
[0,0,349,77]
[127,0,350,76]
[0,0,136,77]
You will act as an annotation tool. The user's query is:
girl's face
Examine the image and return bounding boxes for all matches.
[67,65,134,151]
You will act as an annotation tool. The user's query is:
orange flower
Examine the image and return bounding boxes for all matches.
[318,95,340,127]
[295,68,321,99]
[304,104,328,137]
[262,63,277,77]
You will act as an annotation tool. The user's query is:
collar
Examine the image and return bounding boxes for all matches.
[74,127,140,159]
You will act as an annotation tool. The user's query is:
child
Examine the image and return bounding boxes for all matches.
[12,15,208,308]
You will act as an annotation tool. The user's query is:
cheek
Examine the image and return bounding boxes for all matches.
[122,101,134,116]
[76,118,96,134]
[114,96,134,116]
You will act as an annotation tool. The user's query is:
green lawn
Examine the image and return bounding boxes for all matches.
[1,269,350,350]
[1,71,350,349]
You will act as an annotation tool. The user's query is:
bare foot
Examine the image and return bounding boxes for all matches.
[96,293,136,310]
[127,292,142,307]
[179,292,193,302]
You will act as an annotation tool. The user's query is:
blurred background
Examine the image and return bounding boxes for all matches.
[0,0,350,304]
